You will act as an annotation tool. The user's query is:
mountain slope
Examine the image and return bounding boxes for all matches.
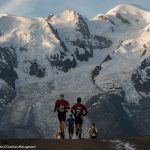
[87,5,150,138]
[0,4,150,139]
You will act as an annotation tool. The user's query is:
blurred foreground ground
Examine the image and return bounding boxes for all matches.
[0,136,150,150]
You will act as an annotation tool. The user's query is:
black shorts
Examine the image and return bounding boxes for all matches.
[58,112,66,122]
[68,126,74,134]
[75,116,83,125]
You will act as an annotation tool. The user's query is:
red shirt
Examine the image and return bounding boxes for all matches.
[54,99,70,112]
[71,103,87,116]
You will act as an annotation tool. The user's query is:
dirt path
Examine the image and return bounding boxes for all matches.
[0,139,115,150]
[0,136,150,150]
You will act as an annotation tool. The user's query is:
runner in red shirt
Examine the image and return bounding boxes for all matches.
[71,97,87,139]
[54,94,70,139]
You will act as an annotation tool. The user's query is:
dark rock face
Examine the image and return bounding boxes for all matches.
[0,47,18,89]
[108,19,116,25]
[0,47,17,128]
[0,47,17,130]
[132,57,150,94]
[0,62,17,89]
[140,57,150,69]
[0,98,55,139]
[73,39,93,61]
[47,52,76,72]
[141,49,147,57]
[0,104,44,139]
[46,14,54,22]
[47,22,68,52]
[92,36,113,49]
[91,55,111,83]
[72,14,93,62]
[86,90,137,138]
[129,57,150,135]
[122,101,150,136]
[0,105,43,139]
[116,13,131,24]
[91,65,102,83]
[97,15,108,21]
[0,47,17,68]
[70,14,113,63]
[76,15,90,39]
[47,23,60,40]
[0,83,16,113]
[46,22,77,72]
[88,56,150,139]
[29,60,45,78]
[103,55,112,63]
[46,14,113,72]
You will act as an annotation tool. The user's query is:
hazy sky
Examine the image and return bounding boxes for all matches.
[0,0,150,18]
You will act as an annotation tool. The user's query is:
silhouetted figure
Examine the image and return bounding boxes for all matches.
[55,129,62,139]
[88,123,98,139]
[71,97,87,139]
[54,94,70,139]
[66,114,75,139]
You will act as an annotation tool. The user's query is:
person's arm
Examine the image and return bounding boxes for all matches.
[71,106,75,115]
[66,100,70,109]
[83,106,88,116]
[88,128,91,133]
[55,132,58,139]
[54,101,58,112]
[95,127,98,133]
[66,119,68,126]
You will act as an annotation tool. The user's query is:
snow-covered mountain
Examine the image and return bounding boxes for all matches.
[0,4,150,139]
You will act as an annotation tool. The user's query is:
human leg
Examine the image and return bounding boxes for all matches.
[78,124,82,139]
[58,113,66,139]
[61,121,65,133]
[75,117,79,136]
[78,117,83,139]
[69,126,74,139]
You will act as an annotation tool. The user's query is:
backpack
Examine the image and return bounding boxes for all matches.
[67,118,74,126]
[56,131,62,139]
[91,127,97,137]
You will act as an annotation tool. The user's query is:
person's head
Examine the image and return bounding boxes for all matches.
[70,114,73,118]
[60,94,64,99]
[92,123,95,127]
[77,97,81,103]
